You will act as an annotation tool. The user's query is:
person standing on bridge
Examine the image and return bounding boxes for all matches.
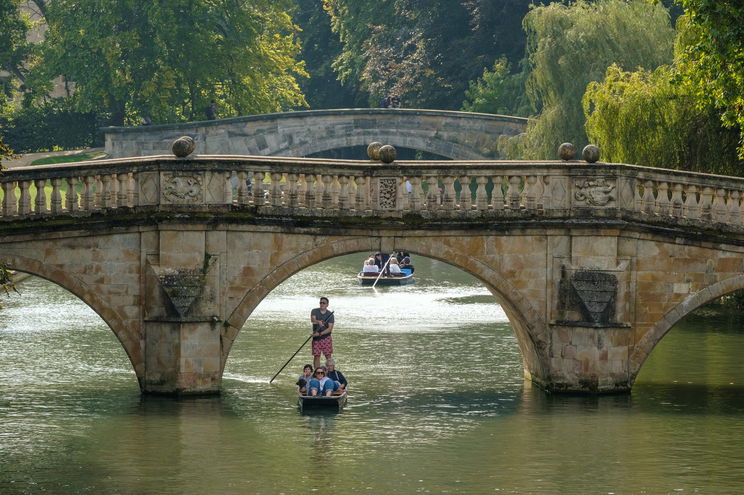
[310,297,334,369]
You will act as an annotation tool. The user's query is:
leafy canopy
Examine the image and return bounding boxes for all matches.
[36,0,308,124]
[509,0,675,159]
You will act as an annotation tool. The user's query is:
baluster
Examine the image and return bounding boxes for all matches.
[728,190,741,226]
[507,176,521,210]
[2,181,18,216]
[441,177,456,210]
[458,175,472,210]
[538,176,550,211]
[491,176,504,210]
[304,174,316,209]
[641,180,655,215]
[524,176,538,211]
[270,172,283,207]
[633,178,643,212]
[237,171,249,205]
[670,183,683,218]
[117,173,129,207]
[287,173,299,208]
[19,181,32,215]
[82,176,96,211]
[475,176,488,211]
[95,176,102,207]
[683,184,699,219]
[66,177,79,212]
[253,171,265,206]
[712,188,727,222]
[101,174,114,208]
[655,182,670,216]
[223,171,233,204]
[338,176,350,211]
[408,177,423,211]
[321,175,333,209]
[315,175,325,208]
[130,173,139,207]
[426,177,439,210]
[34,179,47,215]
[50,179,63,213]
[699,186,713,221]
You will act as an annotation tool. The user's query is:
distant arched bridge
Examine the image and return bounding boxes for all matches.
[103,108,528,159]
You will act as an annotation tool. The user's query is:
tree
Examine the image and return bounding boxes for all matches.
[35,0,308,125]
[461,57,529,116]
[322,0,530,109]
[0,0,33,88]
[507,0,675,159]
[677,0,744,159]
[583,64,740,173]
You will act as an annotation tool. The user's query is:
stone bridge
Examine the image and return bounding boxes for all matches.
[103,109,528,159]
[3,154,744,395]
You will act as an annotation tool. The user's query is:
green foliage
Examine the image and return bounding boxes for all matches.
[0,0,33,87]
[583,64,740,174]
[34,0,307,125]
[506,0,675,159]
[1,99,99,153]
[676,1,744,159]
[461,57,530,116]
[323,0,530,109]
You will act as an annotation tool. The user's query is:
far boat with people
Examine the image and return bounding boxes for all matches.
[357,252,414,286]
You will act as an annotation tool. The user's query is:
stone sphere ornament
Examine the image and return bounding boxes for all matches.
[582,144,601,163]
[367,141,383,160]
[378,144,397,163]
[172,136,196,157]
[558,142,576,161]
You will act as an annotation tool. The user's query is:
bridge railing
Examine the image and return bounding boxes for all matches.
[3,156,744,230]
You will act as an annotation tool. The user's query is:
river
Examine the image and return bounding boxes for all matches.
[2,253,744,494]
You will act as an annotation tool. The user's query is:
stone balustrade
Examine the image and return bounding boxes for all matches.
[3,155,744,230]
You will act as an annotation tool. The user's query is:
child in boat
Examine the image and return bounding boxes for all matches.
[296,363,313,395]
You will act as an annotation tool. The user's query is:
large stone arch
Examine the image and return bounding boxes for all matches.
[222,235,547,381]
[2,254,143,387]
[629,274,744,384]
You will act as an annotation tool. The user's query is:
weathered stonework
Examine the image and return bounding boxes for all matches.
[103,109,528,159]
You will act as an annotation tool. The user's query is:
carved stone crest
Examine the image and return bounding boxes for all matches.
[574,178,615,206]
[378,178,398,210]
[162,173,202,203]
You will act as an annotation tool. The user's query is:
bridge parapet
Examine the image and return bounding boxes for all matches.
[2,156,744,232]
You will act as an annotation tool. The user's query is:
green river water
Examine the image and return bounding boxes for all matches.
[2,254,744,494]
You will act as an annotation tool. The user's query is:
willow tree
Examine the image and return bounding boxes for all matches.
[0,0,34,91]
[677,0,744,159]
[511,0,675,159]
[583,64,740,174]
[36,0,307,125]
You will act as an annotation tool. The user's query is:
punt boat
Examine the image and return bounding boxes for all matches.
[298,391,347,412]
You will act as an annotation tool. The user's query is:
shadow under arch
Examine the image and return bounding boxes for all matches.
[274,132,488,160]
[224,238,548,381]
[629,274,744,385]
[1,254,142,388]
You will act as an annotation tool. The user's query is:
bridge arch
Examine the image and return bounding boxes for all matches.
[103,108,528,159]
[223,237,548,382]
[629,274,744,384]
[3,254,143,387]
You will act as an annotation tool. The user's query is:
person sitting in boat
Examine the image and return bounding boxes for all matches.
[325,358,347,394]
[296,363,314,395]
[388,257,403,275]
[308,366,339,397]
[361,258,379,275]
[399,252,414,273]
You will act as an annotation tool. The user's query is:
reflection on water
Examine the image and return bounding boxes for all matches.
[2,254,744,493]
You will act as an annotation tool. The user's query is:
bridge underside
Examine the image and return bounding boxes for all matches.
[4,213,744,395]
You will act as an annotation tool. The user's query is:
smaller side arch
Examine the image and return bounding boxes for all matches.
[629,274,744,384]
[2,254,144,387]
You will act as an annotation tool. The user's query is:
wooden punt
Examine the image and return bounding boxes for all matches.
[357,271,414,286]
[298,391,348,412]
